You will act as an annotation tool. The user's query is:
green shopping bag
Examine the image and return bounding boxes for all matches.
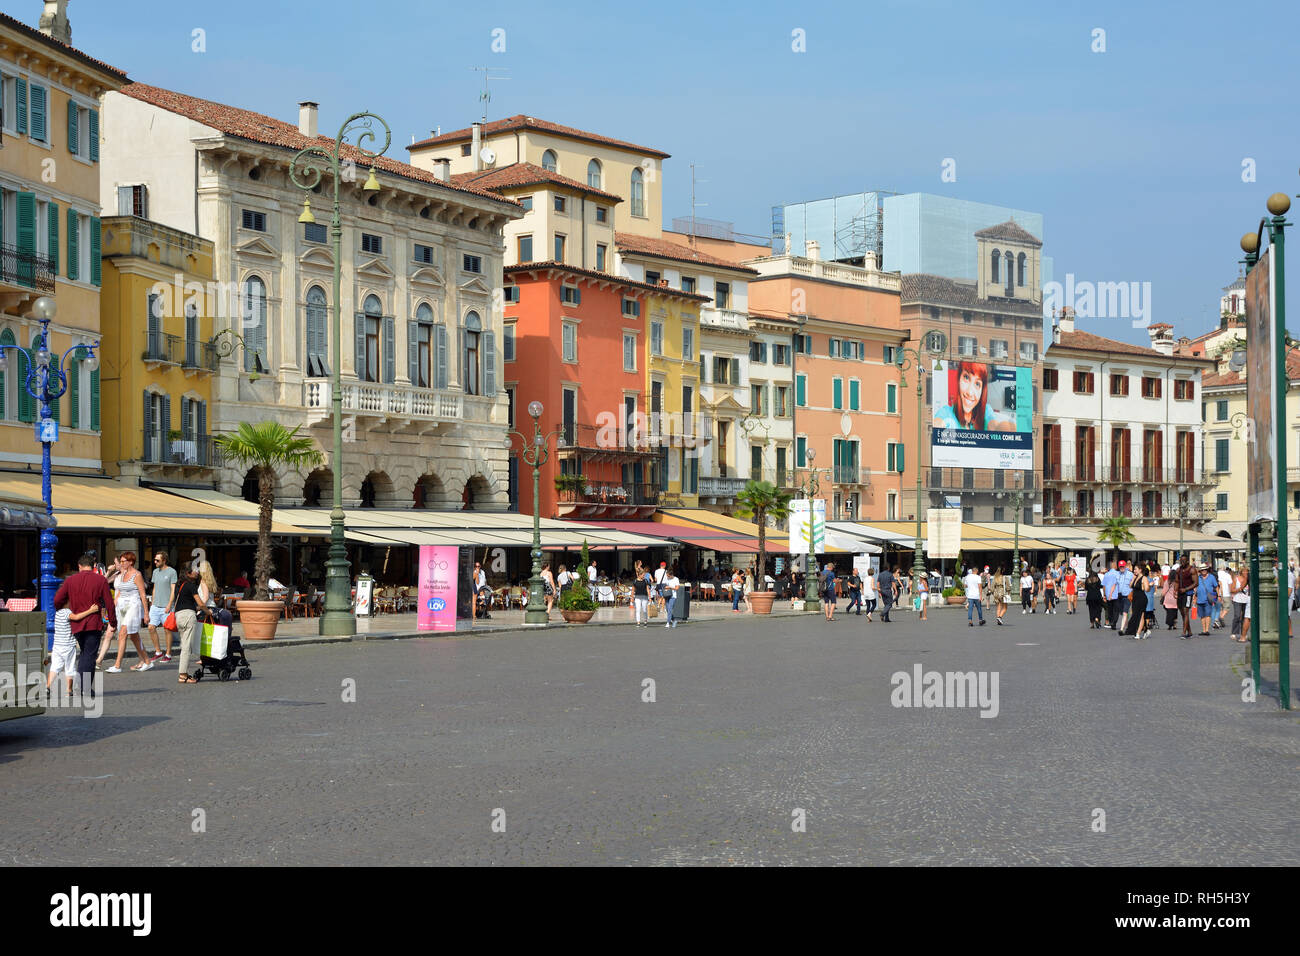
[200,621,229,659]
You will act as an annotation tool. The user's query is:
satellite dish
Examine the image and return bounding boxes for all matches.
[480,147,496,166]
[1228,349,1247,372]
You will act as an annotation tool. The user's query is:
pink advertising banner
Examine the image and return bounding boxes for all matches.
[418,545,459,631]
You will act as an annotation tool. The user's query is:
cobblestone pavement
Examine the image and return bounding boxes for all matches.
[2,608,1296,866]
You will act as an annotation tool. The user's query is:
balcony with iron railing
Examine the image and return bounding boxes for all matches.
[141,428,222,469]
[0,242,56,294]
[555,480,660,519]
[143,330,183,366]
[926,468,1041,494]
[832,466,874,486]
[1041,463,1214,486]
[554,422,662,460]
[182,340,219,373]
[1039,501,1217,523]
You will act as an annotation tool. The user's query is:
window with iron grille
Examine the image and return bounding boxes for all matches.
[413,243,434,264]
[462,254,482,273]
[361,233,384,255]
[304,222,327,244]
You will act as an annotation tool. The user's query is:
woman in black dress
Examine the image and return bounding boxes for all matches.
[1122,562,1149,640]
[1084,571,1104,628]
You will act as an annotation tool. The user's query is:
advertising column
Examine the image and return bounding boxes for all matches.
[418,545,459,631]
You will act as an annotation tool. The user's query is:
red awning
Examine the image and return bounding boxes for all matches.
[580,521,759,554]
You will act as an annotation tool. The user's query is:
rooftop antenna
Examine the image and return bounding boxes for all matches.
[469,66,511,122]
[690,162,708,245]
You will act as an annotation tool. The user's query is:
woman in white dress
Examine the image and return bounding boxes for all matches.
[104,552,152,673]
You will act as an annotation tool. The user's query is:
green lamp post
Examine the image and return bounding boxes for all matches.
[507,401,562,626]
[798,448,824,612]
[895,329,947,603]
[289,111,391,637]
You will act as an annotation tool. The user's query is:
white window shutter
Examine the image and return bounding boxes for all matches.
[435,325,448,390]
[483,331,496,396]
[382,314,396,383]
[407,320,419,384]
[354,313,366,379]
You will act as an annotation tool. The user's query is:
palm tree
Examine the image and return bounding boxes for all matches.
[215,422,323,600]
[1097,516,1136,565]
[735,479,794,591]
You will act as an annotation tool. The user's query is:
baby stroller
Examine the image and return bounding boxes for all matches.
[193,605,252,682]
[474,585,493,619]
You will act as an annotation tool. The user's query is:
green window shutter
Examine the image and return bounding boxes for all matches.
[88,109,99,162]
[68,358,80,429]
[47,202,59,274]
[89,367,100,431]
[67,100,79,155]
[17,350,34,422]
[16,78,27,134]
[89,217,102,286]
[832,378,842,410]
[795,374,806,407]
[849,379,860,411]
[897,443,905,474]
[66,208,78,280]
[30,84,47,142]
[887,384,897,414]
[796,436,806,468]
[16,192,36,287]
[50,384,60,423]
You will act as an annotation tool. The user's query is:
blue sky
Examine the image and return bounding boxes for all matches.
[32,0,1300,346]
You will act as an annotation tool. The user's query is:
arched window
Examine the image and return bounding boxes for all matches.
[305,285,329,377]
[358,294,383,383]
[587,159,602,189]
[630,167,645,217]
[541,150,558,172]
[242,276,267,373]
[463,310,481,395]
[1004,251,1015,294]
[990,249,1000,284]
[411,302,435,388]
[0,328,16,421]
[1017,252,1027,288]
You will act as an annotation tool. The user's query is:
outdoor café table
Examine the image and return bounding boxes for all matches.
[6,597,37,613]
[699,582,716,600]
[594,585,616,605]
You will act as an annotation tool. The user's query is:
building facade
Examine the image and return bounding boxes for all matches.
[99,86,522,508]
[0,8,126,475]
[1041,313,1216,527]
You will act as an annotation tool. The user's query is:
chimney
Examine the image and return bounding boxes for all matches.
[38,0,70,44]
[1055,306,1076,336]
[471,122,483,171]
[805,239,821,261]
[298,102,318,138]
[431,158,451,183]
[1148,324,1175,356]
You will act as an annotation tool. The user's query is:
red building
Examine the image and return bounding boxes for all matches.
[503,263,703,519]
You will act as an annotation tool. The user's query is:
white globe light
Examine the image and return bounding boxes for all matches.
[32,297,56,321]
[527,400,543,419]
[36,348,51,368]
[82,351,99,372]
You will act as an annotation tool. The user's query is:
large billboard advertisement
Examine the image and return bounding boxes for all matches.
[789,498,826,554]
[930,360,1034,469]
[1245,247,1277,523]
[417,545,459,631]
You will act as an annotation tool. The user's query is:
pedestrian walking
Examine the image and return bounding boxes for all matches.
[1102,560,1119,628]
[1231,567,1249,642]
[557,564,572,600]
[1122,563,1147,639]
[915,571,929,621]
[1084,570,1103,628]
[1195,564,1217,636]
[173,567,203,683]
[963,566,985,626]
[540,563,556,614]
[1116,560,1134,633]
[1175,554,1197,638]
[104,553,153,673]
[878,565,896,622]
[632,560,651,626]
[730,568,744,612]
[662,569,680,627]
[1020,567,1033,614]
[1042,566,1057,614]
[1064,564,1078,614]
[653,561,668,612]
[981,566,992,610]
[744,568,755,612]
[1162,571,1179,629]
[145,551,175,663]
[992,567,1007,624]
[46,604,94,698]
[1207,563,1224,629]
[822,563,837,621]
[846,569,862,615]
[861,566,878,622]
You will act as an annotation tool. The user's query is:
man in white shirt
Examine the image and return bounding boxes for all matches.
[588,561,598,584]
[964,566,985,626]
[653,561,668,610]
[1218,565,1234,628]
[662,570,681,628]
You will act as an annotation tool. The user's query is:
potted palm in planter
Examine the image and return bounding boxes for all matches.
[734,479,793,615]
[214,421,323,640]
[943,585,965,605]
[558,541,598,623]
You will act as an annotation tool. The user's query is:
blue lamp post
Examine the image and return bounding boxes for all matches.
[0,296,99,650]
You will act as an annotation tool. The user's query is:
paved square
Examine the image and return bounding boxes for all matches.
[1,608,1295,865]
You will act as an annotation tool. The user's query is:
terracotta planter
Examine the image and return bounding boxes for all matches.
[945,595,965,605]
[749,591,776,615]
[560,609,595,623]
[236,599,283,640]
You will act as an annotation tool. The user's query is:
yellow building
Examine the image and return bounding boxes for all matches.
[0,6,127,473]
[99,216,218,483]
[640,287,706,508]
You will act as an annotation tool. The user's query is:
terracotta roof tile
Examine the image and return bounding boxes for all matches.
[900,273,1041,315]
[1203,347,1300,386]
[0,12,128,82]
[451,162,622,203]
[1053,329,1213,363]
[120,84,519,207]
[410,114,670,159]
[504,261,710,301]
[614,232,759,274]
[973,220,1043,247]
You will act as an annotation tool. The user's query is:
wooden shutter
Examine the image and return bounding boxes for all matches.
[730,357,740,385]
[15,78,26,134]
[49,379,59,423]
[90,368,100,431]
[849,379,859,411]
[66,208,78,280]
[47,202,58,274]
[382,314,395,383]
[181,398,192,440]
[198,401,207,442]
[30,84,46,142]
[142,391,153,462]
[483,331,496,396]
[796,374,805,406]
[1049,424,1061,478]
[160,394,171,460]
[67,358,79,429]
[407,320,418,384]
[88,109,99,162]
[117,186,133,216]
[896,442,905,474]
[89,217,101,286]
[17,348,33,422]
[435,324,448,389]
[354,313,366,380]
[67,100,78,155]
[832,378,842,409]
[16,192,36,258]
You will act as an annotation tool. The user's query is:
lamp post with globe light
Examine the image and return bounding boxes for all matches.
[0,296,99,650]
[507,400,564,625]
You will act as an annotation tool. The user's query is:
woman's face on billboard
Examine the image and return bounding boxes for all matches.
[958,367,984,416]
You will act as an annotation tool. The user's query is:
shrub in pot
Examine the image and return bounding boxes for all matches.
[559,540,598,622]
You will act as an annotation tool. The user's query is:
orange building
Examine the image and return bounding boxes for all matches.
[503,263,703,519]
[748,249,908,521]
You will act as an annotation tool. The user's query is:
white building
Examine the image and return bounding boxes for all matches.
[1041,311,1216,525]
[99,85,522,509]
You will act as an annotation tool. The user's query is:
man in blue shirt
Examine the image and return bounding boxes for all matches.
[1116,561,1134,632]
[1101,561,1120,629]
[821,562,837,622]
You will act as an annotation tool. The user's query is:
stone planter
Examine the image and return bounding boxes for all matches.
[749,591,776,615]
[945,595,965,606]
[560,609,595,623]
[236,599,283,640]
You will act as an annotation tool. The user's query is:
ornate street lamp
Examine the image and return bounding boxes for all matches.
[0,296,98,649]
[896,328,947,601]
[796,447,825,612]
[506,401,564,626]
[289,112,391,637]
